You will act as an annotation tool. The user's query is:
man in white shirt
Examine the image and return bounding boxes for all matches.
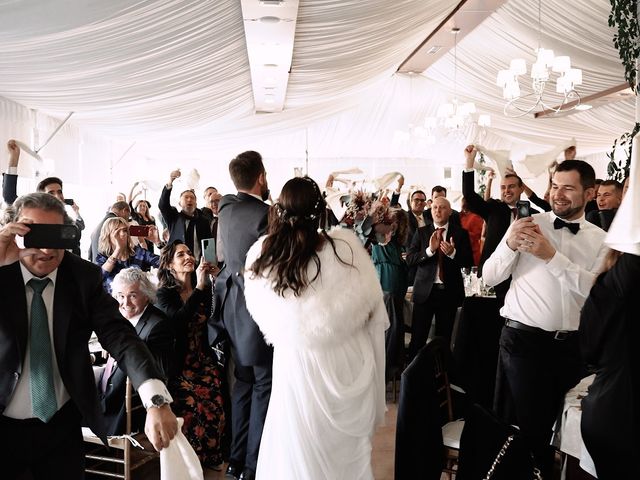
[0,193,178,479]
[483,160,607,478]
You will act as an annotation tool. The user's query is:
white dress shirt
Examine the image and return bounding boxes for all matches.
[413,212,426,228]
[483,211,607,331]
[4,265,171,420]
[425,222,456,284]
[4,264,71,419]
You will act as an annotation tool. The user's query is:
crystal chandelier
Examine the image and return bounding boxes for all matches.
[424,28,490,137]
[496,0,582,117]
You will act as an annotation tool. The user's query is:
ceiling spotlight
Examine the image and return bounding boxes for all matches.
[260,0,284,5]
[259,16,281,24]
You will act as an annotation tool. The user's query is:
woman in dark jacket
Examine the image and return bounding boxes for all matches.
[580,251,640,479]
[155,241,225,470]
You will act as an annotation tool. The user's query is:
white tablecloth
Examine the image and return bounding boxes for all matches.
[552,375,598,478]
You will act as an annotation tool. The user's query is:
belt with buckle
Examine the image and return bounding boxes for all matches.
[504,318,576,341]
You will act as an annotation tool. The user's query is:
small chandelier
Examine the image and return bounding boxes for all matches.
[496,0,582,117]
[425,28,490,136]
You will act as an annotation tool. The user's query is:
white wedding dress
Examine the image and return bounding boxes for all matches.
[244,228,389,480]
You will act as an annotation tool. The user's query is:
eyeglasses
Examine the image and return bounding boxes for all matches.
[412,198,427,203]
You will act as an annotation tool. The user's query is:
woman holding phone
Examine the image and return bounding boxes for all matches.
[155,240,226,471]
[95,216,160,293]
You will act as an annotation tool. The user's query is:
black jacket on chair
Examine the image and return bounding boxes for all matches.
[406,222,473,306]
[100,305,174,436]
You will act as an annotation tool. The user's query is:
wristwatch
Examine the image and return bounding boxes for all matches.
[147,394,170,409]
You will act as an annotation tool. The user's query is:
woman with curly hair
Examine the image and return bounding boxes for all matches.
[244,176,388,480]
[155,241,225,471]
[371,207,409,382]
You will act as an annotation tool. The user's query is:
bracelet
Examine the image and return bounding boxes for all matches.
[106,256,118,264]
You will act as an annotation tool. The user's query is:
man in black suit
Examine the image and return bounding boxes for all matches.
[462,145,528,304]
[586,179,622,231]
[407,197,473,358]
[200,185,222,253]
[424,185,461,228]
[159,169,211,261]
[0,193,177,479]
[100,267,174,436]
[213,151,270,480]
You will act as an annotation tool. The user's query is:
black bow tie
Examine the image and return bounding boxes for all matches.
[554,217,580,234]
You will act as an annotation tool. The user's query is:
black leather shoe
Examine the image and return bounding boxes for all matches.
[238,468,256,480]
[225,463,243,479]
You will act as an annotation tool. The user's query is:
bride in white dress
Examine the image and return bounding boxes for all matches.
[243,176,388,480]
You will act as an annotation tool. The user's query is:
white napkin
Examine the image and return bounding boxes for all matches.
[521,138,576,176]
[475,145,512,178]
[606,136,640,254]
[372,171,402,191]
[160,418,204,480]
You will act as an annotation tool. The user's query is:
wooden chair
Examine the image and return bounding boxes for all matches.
[83,378,158,480]
[427,337,465,480]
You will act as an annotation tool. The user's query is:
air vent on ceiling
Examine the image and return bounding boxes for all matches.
[260,0,284,5]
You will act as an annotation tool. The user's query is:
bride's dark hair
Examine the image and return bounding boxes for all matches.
[250,176,350,297]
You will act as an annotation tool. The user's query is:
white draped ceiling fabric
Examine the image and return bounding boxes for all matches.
[0,0,633,196]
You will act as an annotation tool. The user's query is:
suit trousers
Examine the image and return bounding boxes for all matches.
[408,286,457,360]
[0,400,84,479]
[494,325,585,479]
[229,357,273,472]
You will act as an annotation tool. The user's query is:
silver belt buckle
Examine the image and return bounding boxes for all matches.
[554,330,569,340]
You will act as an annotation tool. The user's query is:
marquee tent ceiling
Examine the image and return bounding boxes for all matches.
[0,0,633,166]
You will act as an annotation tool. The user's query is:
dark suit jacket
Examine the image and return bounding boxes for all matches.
[406,222,473,305]
[156,285,211,379]
[158,186,211,252]
[2,173,17,204]
[586,208,617,232]
[212,192,270,366]
[100,304,173,436]
[0,253,162,442]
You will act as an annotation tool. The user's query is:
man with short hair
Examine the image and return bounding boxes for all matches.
[201,185,222,241]
[462,145,531,304]
[483,160,607,478]
[0,193,177,479]
[424,185,461,227]
[407,196,473,356]
[586,179,622,231]
[159,169,211,261]
[36,176,85,256]
[100,268,174,436]
[213,151,270,480]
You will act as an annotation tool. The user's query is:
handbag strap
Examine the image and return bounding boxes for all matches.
[483,435,543,480]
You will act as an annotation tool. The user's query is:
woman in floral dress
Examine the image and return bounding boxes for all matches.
[156,240,226,470]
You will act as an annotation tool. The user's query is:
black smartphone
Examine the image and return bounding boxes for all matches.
[23,224,79,249]
[129,225,150,237]
[201,238,217,266]
[516,200,531,219]
[64,198,74,206]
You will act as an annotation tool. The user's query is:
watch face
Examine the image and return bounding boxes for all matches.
[151,394,167,406]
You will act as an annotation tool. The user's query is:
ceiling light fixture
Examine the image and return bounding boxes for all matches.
[496,0,582,117]
[424,28,489,136]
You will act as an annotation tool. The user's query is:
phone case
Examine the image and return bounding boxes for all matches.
[24,224,79,249]
[201,238,217,265]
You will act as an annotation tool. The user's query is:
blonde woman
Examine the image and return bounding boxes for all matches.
[95,216,159,293]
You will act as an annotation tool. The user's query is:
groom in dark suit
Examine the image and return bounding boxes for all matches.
[0,193,178,480]
[213,151,271,480]
[406,196,473,358]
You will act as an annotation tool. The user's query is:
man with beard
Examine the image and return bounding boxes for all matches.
[158,169,210,261]
[212,151,271,480]
[482,160,607,479]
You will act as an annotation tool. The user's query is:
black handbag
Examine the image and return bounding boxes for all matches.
[457,404,542,480]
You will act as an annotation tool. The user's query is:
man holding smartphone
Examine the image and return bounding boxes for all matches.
[35,177,85,256]
[0,192,178,479]
[482,160,607,478]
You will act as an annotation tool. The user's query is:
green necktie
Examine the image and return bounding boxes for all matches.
[28,277,58,422]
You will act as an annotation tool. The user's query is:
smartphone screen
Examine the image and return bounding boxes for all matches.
[23,224,79,249]
[64,198,74,206]
[201,238,217,266]
[516,200,531,219]
[129,225,150,237]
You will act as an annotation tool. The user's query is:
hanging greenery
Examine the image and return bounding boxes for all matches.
[606,122,640,181]
[609,0,640,91]
[476,152,488,195]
